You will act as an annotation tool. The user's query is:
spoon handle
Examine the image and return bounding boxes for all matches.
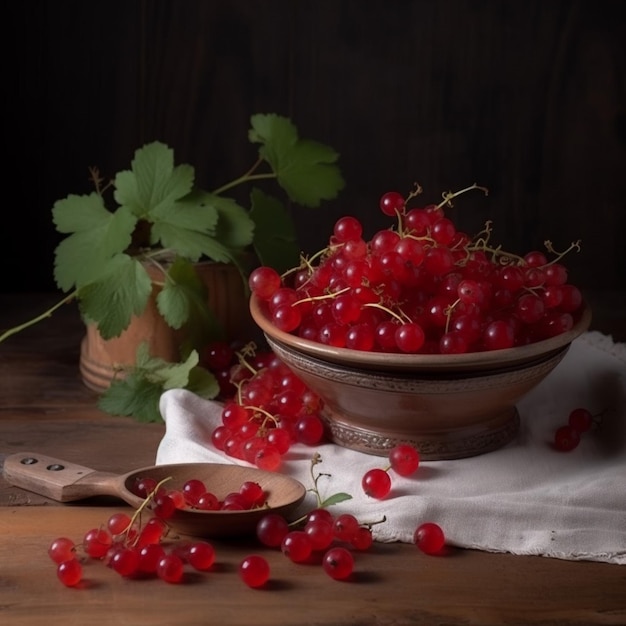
[2,451,127,503]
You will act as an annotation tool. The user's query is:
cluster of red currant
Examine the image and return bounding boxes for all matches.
[255,508,445,581]
[255,509,366,580]
[553,407,602,452]
[49,474,272,586]
[200,341,327,470]
[249,183,584,355]
[253,453,445,580]
[48,459,447,588]
[49,506,216,586]
[362,444,421,499]
[132,474,268,513]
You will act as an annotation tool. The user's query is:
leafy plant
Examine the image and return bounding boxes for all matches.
[1,113,345,422]
[97,343,220,423]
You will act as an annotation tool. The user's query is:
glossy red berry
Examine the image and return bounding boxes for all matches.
[379,191,406,216]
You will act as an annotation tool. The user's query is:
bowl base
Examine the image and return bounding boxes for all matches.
[320,407,520,461]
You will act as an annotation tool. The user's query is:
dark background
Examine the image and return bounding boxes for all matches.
[4,0,625,329]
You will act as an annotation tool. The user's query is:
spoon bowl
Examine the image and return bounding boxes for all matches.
[3,452,307,538]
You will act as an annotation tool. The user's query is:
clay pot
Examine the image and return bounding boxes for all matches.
[80,262,253,392]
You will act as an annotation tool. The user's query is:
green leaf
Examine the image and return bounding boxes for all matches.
[319,492,353,508]
[249,113,345,207]
[98,372,165,423]
[113,141,196,220]
[185,365,220,399]
[249,113,299,164]
[151,349,200,390]
[203,193,256,251]
[249,188,300,273]
[155,257,206,330]
[52,194,137,291]
[148,191,222,261]
[155,257,223,347]
[77,255,153,338]
[98,346,219,422]
[276,139,346,207]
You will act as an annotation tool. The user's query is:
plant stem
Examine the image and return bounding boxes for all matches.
[212,172,277,196]
[0,291,78,343]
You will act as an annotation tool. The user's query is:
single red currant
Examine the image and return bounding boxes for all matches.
[568,408,593,433]
[362,467,392,499]
[554,424,581,451]
[388,444,420,476]
[414,522,446,555]
[48,537,76,564]
[239,555,270,588]
[249,266,282,300]
[57,559,83,587]
[379,191,406,216]
[322,546,355,580]
[257,513,290,548]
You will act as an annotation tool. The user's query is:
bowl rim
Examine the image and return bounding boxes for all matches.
[249,294,592,371]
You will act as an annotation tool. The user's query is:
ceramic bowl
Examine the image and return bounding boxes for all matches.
[250,295,592,460]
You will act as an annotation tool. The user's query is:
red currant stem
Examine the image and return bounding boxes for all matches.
[234,343,260,375]
[436,183,489,210]
[362,515,387,529]
[467,220,493,249]
[295,244,340,280]
[293,286,351,307]
[591,408,607,426]
[402,231,437,246]
[235,381,245,406]
[405,182,424,203]
[395,209,404,231]
[308,453,332,508]
[542,239,582,266]
[287,252,323,284]
[125,476,173,545]
[465,222,526,265]
[364,302,411,324]
[242,405,279,429]
[443,299,460,334]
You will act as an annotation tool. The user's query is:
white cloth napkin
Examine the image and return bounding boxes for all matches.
[156,331,626,565]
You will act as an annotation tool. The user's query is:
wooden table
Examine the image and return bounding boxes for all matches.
[1,293,624,626]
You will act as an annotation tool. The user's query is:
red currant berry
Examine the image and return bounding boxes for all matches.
[48,537,76,564]
[568,408,593,433]
[157,553,185,584]
[379,191,406,216]
[388,443,420,476]
[257,513,290,548]
[249,266,282,300]
[554,424,581,451]
[57,559,83,587]
[281,530,313,563]
[362,467,392,499]
[395,322,425,353]
[187,541,216,571]
[322,546,355,580]
[414,522,446,555]
[239,555,270,588]
[333,216,363,242]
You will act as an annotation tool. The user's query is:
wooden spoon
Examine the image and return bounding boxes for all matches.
[2,452,307,538]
